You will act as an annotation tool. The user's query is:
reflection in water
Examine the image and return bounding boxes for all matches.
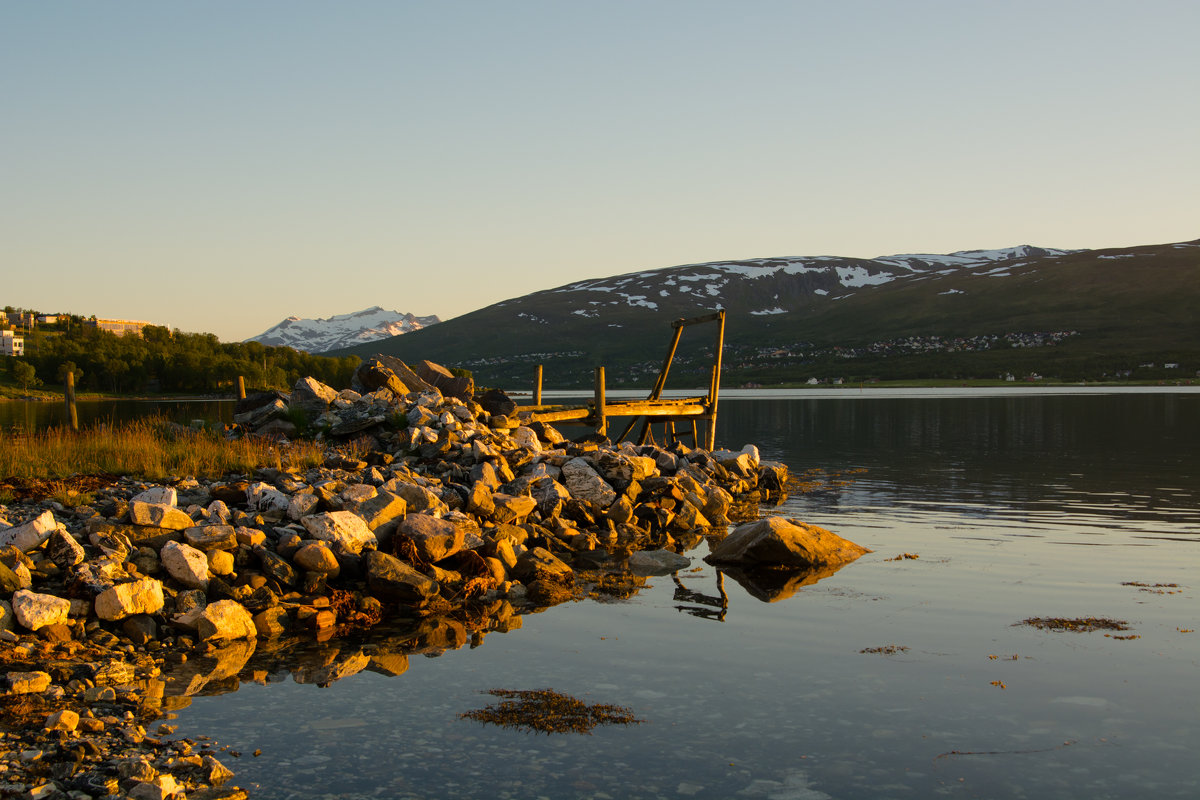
[168,392,1200,800]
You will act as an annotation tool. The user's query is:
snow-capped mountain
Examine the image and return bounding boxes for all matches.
[532,245,1079,318]
[246,307,440,353]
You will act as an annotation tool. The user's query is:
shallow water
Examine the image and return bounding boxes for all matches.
[170,392,1199,799]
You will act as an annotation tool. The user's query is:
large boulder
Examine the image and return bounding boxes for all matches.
[412,360,474,402]
[705,517,871,569]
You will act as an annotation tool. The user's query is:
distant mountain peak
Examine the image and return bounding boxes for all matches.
[247,307,440,353]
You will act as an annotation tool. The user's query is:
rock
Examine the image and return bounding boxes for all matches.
[0,560,23,593]
[292,376,339,418]
[478,388,517,417]
[705,517,871,569]
[412,359,474,402]
[45,528,86,568]
[94,578,165,621]
[247,483,292,515]
[160,540,211,589]
[491,493,537,524]
[44,709,79,732]
[128,774,184,800]
[256,547,299,587]
[384,480,449,517]
[397,514,464,563]
[300,511,378,555]
[293,543,341,576]
[286,491,321,522]
[364,550,440,606]
[184,524,238,552]
[628,549,691,576]
[233,394,288,428]
[514,547,573,584]
[207,549,235,576]
[129,501,194,530]
[187,600,257,642]
[253,606,290,638]
[132,486,177,506]
[562,458,618,507]
[7,671,51,694]
[0,600,13,635]
[0,510,58,552]
[353,490,407,540]
[12,589,71,631]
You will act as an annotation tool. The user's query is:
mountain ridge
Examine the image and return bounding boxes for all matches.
[324,238,1200,387]
[247,306,440,354]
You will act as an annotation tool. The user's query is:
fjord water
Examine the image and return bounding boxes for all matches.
[173,391,1199,799]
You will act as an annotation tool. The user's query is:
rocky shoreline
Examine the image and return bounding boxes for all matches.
[0,357,869,800]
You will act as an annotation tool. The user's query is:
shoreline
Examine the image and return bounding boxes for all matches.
[1,364,796,798]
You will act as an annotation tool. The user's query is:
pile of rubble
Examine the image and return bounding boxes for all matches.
[0,356,796,799]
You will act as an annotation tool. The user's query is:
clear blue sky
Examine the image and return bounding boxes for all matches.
[4,1,1197,342]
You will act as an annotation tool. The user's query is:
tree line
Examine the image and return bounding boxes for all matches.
[4,315,359,395]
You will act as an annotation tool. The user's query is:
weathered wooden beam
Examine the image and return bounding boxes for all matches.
[533,365,543,406]
[594,366,607,437]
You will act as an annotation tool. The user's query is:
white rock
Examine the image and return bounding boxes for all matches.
[300,511,378,555]
[0,510,58,552]
[94,578,165,621]
[12,589,71,631]
[561,457,618,507]
[159,541,210,589]
[128,501,194,530]
[131,486,177,506]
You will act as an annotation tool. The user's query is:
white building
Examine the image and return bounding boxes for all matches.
[1,330,23,356]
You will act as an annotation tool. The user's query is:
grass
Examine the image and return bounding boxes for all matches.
[0,416,326,482]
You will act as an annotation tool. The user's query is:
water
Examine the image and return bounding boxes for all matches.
[0,398,234,431]
[150,392,1200,797]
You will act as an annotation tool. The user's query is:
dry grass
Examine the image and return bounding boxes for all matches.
[0,417,325,482]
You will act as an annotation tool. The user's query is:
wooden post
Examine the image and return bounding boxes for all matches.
[593,366,607,438]
[533,365,543,406]
[705,310,726,450]
[237,375,247,400]
[65,371,78,432]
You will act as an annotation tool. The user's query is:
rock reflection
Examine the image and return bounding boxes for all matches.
[718,563,849,603]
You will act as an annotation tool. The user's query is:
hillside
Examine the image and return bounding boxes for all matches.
[328,239,1200,388]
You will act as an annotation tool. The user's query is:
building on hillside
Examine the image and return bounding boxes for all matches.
[37,315,60,325]
[5,312,34,330]
[1,330,23,356]
[86,318,151,337]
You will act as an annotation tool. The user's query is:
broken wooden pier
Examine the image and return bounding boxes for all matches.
[516,310,726,450]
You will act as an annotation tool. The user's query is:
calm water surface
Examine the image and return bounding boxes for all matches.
[161,392,1200,798]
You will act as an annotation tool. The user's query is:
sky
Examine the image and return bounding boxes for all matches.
[3,1,1198,342]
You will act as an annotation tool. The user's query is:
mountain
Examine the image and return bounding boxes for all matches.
[328,239,1200,387]
[246,307,440,354]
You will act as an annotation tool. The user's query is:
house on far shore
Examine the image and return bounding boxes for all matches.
[1,330,23,356]
[86,318,151,337]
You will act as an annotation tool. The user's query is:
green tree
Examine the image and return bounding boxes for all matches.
[11,360,41,391]
[57,361,84,386]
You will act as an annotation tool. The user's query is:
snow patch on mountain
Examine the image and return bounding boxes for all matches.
[247,306,440,353]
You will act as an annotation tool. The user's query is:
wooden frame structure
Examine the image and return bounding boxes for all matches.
[516,310,726,450]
